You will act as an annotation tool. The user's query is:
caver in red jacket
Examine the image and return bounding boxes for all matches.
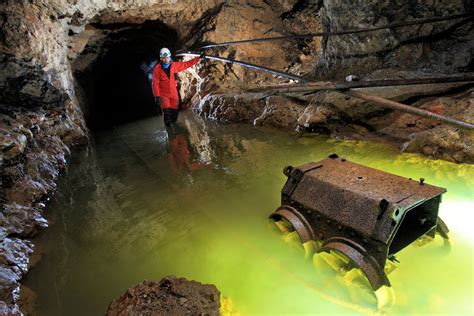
[152,57,200,109]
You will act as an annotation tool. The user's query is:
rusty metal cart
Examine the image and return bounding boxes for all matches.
[270,154,449,308]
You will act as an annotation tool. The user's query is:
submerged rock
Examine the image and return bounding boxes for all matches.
[106,276,221,316]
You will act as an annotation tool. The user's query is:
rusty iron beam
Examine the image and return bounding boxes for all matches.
[343,90,474,130]
[247,73,474,93]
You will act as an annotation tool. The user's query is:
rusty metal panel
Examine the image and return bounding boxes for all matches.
[288,157,445,243]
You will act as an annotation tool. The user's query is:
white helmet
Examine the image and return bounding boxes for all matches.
[160,47,171,57]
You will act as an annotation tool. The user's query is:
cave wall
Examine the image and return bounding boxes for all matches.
[190,0,473,163]
[316,0,474,78]
[0,1,232,314]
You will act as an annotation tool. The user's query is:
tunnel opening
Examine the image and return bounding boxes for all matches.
[74,20,183,130]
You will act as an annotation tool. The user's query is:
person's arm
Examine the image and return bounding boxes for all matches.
[152,65,160,97]
[174,57,200,72]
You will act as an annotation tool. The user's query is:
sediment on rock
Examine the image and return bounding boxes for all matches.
[106,276,221,316]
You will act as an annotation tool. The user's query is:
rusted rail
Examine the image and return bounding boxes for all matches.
[247,74,474,94]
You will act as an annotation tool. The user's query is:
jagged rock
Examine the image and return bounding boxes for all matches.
[0,228,33,314]
[0,132,27,161]
[0,55,68,110]
[402,125,473,163]
[1,203,48,237]
[106,276,221,316]
[0,106,85,311]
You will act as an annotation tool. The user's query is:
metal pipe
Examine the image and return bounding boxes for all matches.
[343,90,474,131]
[181,13,473,51]
[246,74,474,93]
[176,52,310,82]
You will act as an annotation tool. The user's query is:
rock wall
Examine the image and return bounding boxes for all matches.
[190,0,473,163]
[317,0,473,78]
[0,0,225,313]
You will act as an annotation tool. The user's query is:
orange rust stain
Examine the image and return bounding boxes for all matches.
[424,101,445,115]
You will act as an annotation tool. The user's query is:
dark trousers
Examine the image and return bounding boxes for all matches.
[163,108,179,126]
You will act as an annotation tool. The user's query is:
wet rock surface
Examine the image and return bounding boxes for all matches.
[0,50,88,314]
[195,82,473,162]
[188,1,473,163]
[0,103,87,313]
[106,276,221,316]
[0,228,33,315]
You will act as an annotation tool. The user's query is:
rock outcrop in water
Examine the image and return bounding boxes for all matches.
[0,0,472,313]
[106,276,221,316]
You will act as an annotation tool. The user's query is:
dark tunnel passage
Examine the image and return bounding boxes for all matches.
[75,21,182,130]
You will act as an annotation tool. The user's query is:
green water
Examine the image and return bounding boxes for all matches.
[25,112,474,315]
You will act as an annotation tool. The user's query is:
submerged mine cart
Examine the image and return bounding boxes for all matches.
[270,154,449,308]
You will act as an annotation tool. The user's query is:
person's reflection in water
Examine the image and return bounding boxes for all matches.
[165,124,209,176]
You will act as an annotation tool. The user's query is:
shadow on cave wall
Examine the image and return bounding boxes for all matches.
[75,20,182,130]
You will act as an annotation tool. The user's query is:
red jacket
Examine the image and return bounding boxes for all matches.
[152,57,200,101]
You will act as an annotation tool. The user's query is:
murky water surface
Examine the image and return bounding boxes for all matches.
[25,112,473,315]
